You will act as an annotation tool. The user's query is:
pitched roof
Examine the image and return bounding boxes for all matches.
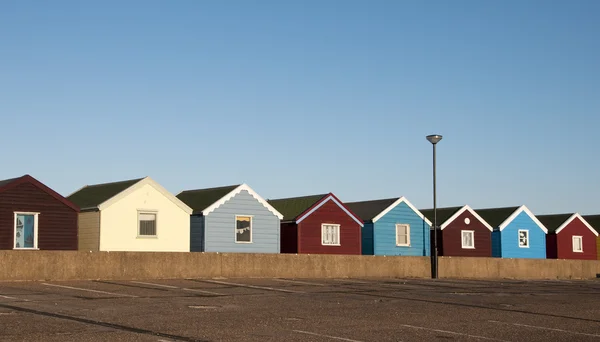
[67,178,144,210]
[345,198,399,222]
[176,185,241,214]
[267,194,328,221]
[536,214,573,234]
[582,215,600,234]
[474,206,521,228]
[0,177,21,189]
[420,206,463,226]
[0,175,80,212]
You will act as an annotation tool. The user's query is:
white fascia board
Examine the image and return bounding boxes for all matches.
[372,196,432,227]
[440,205,494,232]
[555,213,599,236]
[498,205,548,234]
[296,195,364,227]
[97,177,193,215]
[201,184,284,220]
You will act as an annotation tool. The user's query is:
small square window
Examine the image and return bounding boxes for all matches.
[396,224,410,246]
[518,230,529,248]
[461,230,475,249]
[322,224,340,246]
[236,216,252,243]
[138,212,157,236]
[572,236,583,253]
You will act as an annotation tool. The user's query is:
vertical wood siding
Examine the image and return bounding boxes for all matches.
[491,231,502,257]
[372,202,430,256]
[204,190,280,253]
[555,217,597,260]
[361,223,374,255]
[499,211,546,259]
[597,237,600,260]
[190,215,205,252]
[0,182,77,250]
[441,210,492,257]
[78,211,100,251]
[297,200,361,255]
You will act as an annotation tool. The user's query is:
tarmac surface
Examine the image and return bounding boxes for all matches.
[0,277,599,341]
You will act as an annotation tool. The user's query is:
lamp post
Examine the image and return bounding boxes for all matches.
[426,134,442,279]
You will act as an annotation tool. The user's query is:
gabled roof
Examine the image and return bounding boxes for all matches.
[420,206,463,227]
[421,205,494,232]
[68,178,144,210]
[68,177,192,214]
[268,194,328,221]
[0,174,79,212]
[346,197,432,225]
[538,213,599,236]
[582,215,600,235]
[475,205,548,233]
[177,184,283,219]
[177,185,240,214]
[268,193,363,226]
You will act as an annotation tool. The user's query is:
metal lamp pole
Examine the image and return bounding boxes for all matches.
[426,134,442,279]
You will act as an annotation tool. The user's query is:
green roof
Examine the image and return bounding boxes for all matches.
[582,215,600,234]
[420,206,464,226]
[474,206,521,228]
[67,178,144,210]
[345,198,399,222]
[536,213,573,233]
[267,194,328,221]
[177,185,240,214]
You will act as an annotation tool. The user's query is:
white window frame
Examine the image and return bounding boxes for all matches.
[235,215,253,244]
[321,223,340,246]
[518,229,529,248]
[395,224,411,247]
[13,212,40,250]
[137,210,158,238]
[461,230,475,249]
[572,235,583,253]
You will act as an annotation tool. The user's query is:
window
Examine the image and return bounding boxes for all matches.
[396,224,410,246]
[572,236,583,253]
[138,212,157,237]
[518,230,529,248]
[461,230,475,249]
[321,224,340,246]
[235,216,252,243]
[14,212,39,249]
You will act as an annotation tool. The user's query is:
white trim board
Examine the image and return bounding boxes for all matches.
[555,213,599,236]
[296,195,364,227]
[98,177,193,215]
[372,196,432,226]
[440,205,494,232]
[498,205,548,234]
[202,184,283,220]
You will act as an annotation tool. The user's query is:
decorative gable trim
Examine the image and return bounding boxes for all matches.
[98,177,193,215]
[498,205,548,234]
[201,184,283,219]
[440,205,493,232]
[296,194,364,227]
[372,196,432,226]
[555,213,599,236]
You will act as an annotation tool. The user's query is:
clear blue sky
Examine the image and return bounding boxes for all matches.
[1,0,599,214]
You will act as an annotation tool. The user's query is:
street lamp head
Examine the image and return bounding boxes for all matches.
[426,134,443,145]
